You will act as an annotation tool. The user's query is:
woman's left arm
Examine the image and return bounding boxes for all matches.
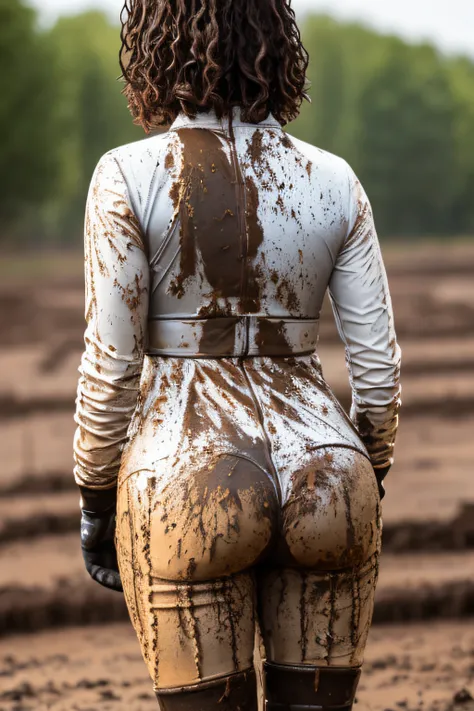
[74,152,149,492]
[74,153,148,592]
[74,153,149,489]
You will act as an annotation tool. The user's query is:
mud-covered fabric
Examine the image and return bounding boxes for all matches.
[73,107,401,490]
[73,156,149,489]
[115,445,381,689]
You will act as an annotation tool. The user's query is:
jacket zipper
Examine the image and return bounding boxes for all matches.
[227,116,280,501]
[227,114,250,357]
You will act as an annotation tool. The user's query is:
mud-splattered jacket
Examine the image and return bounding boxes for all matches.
[73,109,401,494]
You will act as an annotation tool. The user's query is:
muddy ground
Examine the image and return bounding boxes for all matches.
[4,622,474,711]
[2,243,474,709]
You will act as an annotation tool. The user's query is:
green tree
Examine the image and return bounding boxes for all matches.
[0,0,59,241]
[447,57,474,234]
[2,6,474,244]
[45,11,141,244]
[293,17,463,238]
[357,41,457,236]
[294,16,387,167]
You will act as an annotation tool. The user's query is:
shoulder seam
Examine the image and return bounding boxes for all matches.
[343,160,357,246]
[111,156,144,238]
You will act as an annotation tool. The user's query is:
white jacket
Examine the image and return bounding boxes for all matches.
[73,109,401,496]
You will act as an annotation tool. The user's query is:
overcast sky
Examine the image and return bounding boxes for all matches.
[30,0,474,58]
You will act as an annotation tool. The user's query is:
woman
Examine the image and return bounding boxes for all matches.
[74,1,401,709]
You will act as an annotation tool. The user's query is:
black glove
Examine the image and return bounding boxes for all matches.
[80,486,123,593]
[373,465,390,501]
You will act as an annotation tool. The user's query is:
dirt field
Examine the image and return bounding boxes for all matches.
[2,243,474,709]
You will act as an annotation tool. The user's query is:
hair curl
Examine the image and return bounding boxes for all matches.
[119,0,309,131]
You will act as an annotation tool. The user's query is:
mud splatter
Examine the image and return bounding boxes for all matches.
[164,150,174,171]
[300,572,308,662]
[243,175,265,314]
[326,574,337,664]
[255,319,290,354]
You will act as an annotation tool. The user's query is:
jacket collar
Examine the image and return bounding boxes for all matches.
[169,107,282,132]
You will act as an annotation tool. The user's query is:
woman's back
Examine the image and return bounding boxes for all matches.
[112,109,369,357]
[75,110,398,679]
[77,109,399,491]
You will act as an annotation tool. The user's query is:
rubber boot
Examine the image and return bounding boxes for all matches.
[264,662,361,711]
[156,669,258,711]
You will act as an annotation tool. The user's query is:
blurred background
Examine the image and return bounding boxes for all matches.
[2,1,474,709]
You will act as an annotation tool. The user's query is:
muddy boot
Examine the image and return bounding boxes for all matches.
[264,662,361,711]
[155,669,258,711]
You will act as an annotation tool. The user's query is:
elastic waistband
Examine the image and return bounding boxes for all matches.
[146,316,319,358]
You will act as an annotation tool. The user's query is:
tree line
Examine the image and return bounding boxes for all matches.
[2,1,474,245]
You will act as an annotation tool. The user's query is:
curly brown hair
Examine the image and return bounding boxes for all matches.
[119,0,309,132]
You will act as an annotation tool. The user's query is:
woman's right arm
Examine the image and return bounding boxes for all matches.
[329,164,402,497]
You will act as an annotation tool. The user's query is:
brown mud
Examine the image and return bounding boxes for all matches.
[2,244,474,707]
[3,623,474,711]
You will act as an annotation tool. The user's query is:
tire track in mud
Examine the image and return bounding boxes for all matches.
[0,582,128,637]
[0,509,78,545]
[0,394,73,421]
[373,580,474,625]
[0,471,77,497]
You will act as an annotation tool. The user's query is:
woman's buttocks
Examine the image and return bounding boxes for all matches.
[117,355,375,580]
[118,356,281,580]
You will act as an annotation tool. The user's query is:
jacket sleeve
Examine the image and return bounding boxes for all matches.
[73,152,149,490]
[328,163,401,474]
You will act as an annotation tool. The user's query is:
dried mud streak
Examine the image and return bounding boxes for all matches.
[242,176,264,316]
[327,575,337,664]
[229,119,265,325]
[126,480,145,650]
[276,570,288,624]
[342,482,356,554]
[175,585,190,660]
[139,478,156,667]
[172,128,241,352]
[224,578,240,672]
[350,575,361,665]
[183,583,203,680]
[157,446,277,579]
[245,129,294,352]
[282,450,372,569]
[135,488,149,659]
[145,481,160,685]
[255,317,292,355]
[152,607,159,685]
[344,190,372,250]
[144,478,156,576]
[299,571,308,663]
[248,129,265,165]
[308,578,325,657]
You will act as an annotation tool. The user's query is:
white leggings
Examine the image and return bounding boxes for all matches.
[116,446,381,692]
